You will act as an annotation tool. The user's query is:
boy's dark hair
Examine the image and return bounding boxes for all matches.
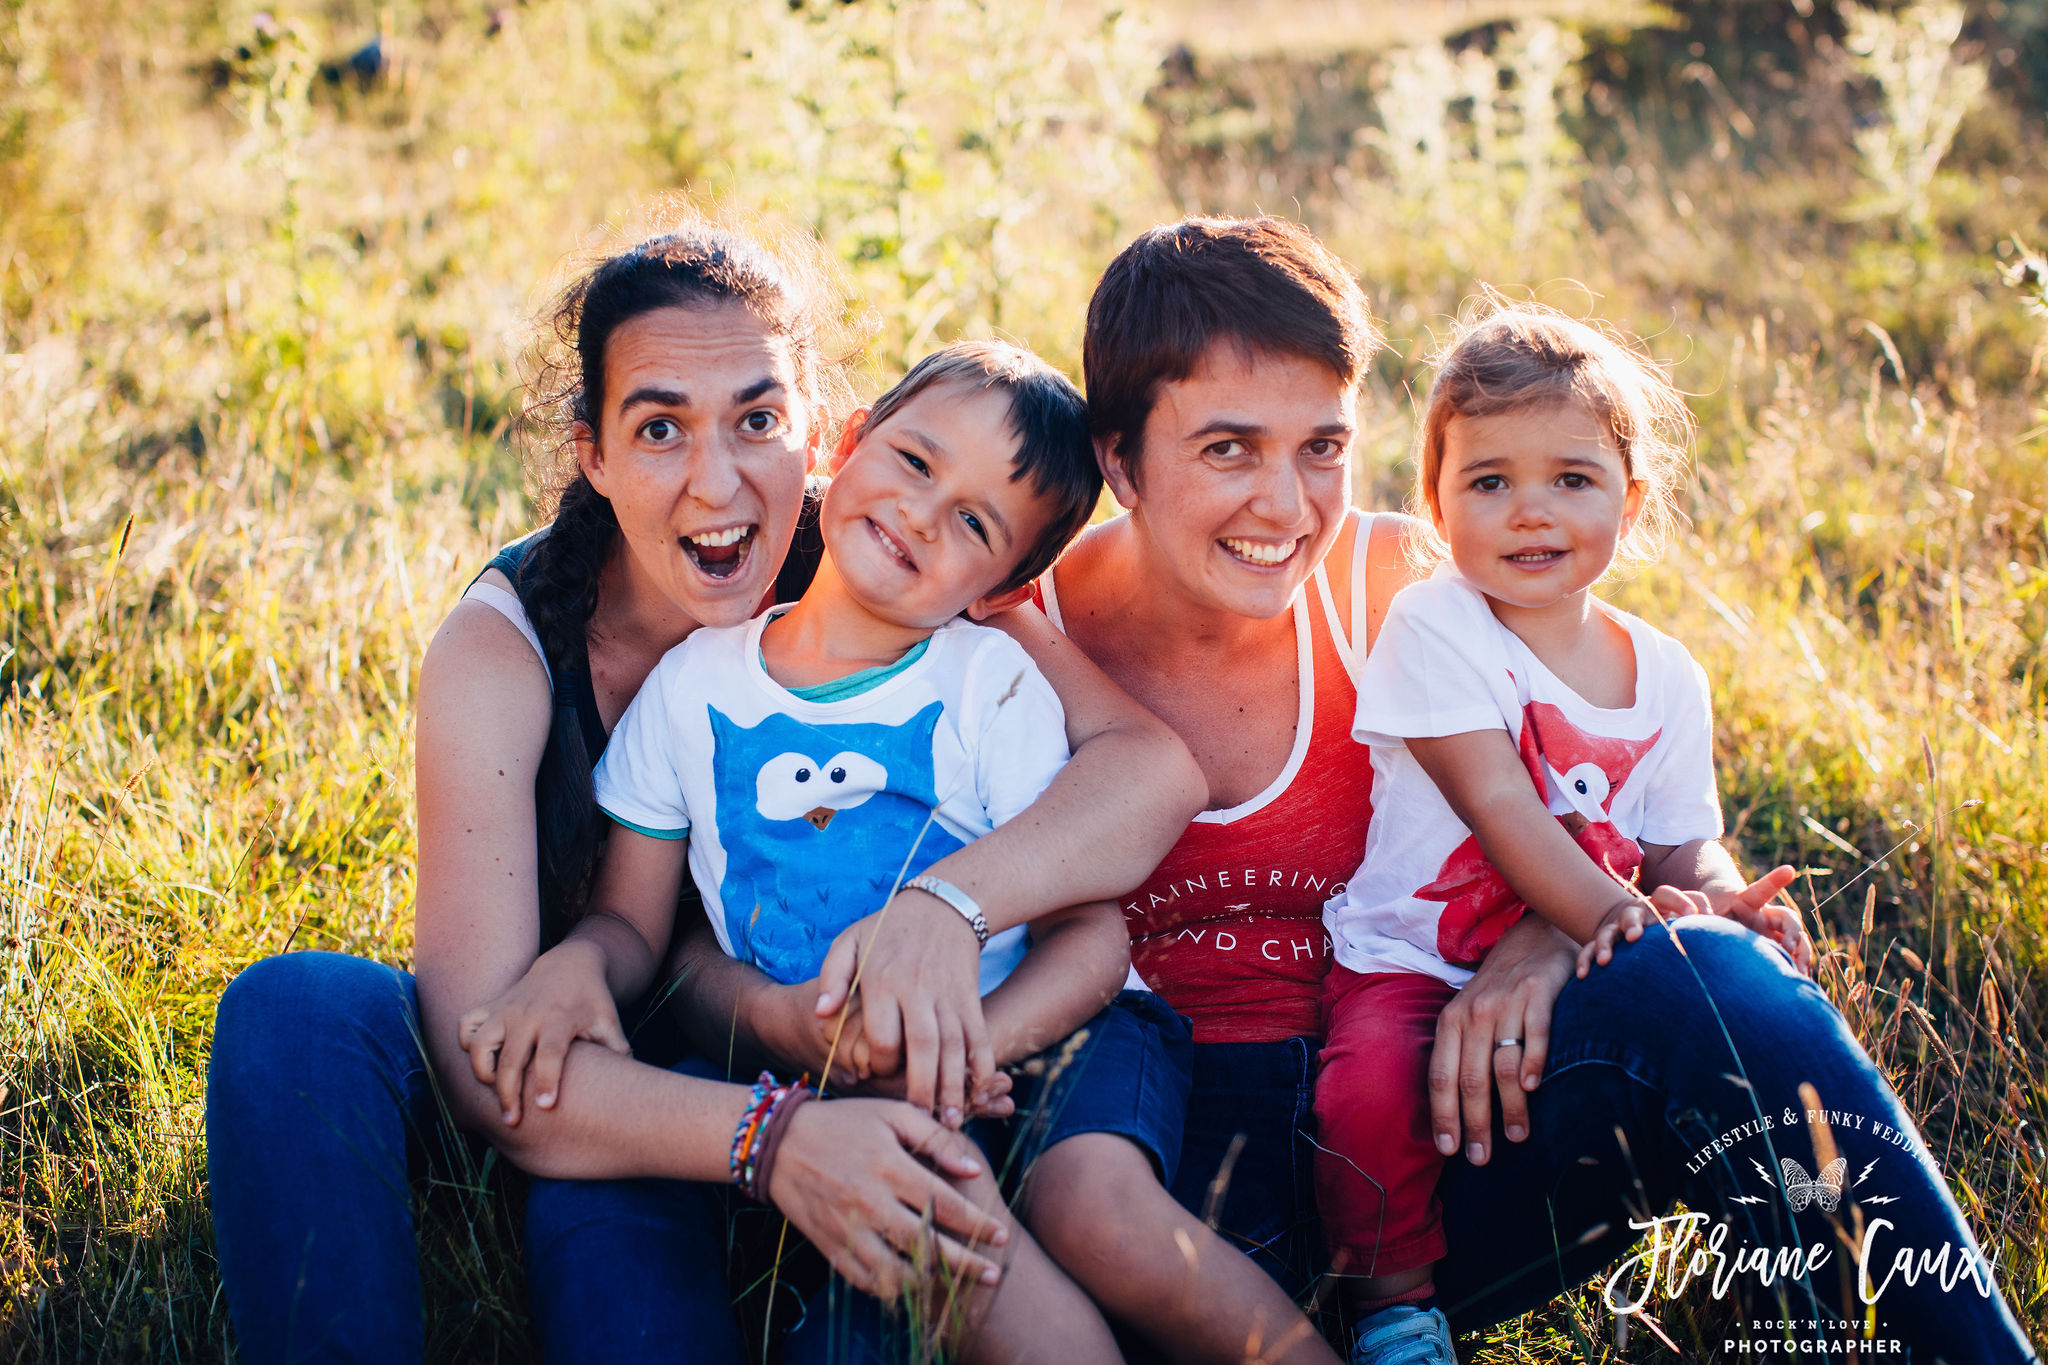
[1083,215,1384,476]
[854,340,1099,595]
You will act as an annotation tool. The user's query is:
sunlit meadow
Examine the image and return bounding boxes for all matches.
[1,0,2043,1358]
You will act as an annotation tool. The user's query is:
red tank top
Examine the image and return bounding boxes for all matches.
[1038,516,1379,1043]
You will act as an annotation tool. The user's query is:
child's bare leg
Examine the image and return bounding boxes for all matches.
[1021,1133,1339,1365]
[924,1161,1123,1365]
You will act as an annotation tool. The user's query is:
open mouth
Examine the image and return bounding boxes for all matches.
[867,518,918,572]
[680,524,757,580]
[1219,536,1302,568]
[1505,549,1566,568]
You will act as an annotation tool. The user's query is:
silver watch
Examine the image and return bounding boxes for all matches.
[902,874,989,946]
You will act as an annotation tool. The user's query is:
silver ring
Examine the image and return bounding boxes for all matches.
[1494,1037,1522,1050]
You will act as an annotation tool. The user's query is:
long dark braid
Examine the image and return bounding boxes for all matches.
[513,221,854,940]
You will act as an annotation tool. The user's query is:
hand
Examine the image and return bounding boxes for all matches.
[850,1065,1017,1122]
[765,1097,1011,1300]
[1646,866,1813,974]
[752,980,864,1091]
[1576,895,1654,977]
[457,941,629,1126]
[814,890,990,1126]
[1431,916,1575,1166]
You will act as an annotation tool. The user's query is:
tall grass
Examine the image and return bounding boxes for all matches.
[1,0,2043,1359]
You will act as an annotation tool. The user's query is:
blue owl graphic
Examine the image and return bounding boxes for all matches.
[708,702,965,984]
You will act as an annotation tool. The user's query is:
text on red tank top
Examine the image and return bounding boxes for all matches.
[1123,596,1374,1044]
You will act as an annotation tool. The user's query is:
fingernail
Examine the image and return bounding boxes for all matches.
[502,1110,516,1124]
[537,1093,554,1108]
[1506,1124,1527,1142]
[943,1107,962,1127]
[1467,1142,1485,1163]
[1523,1073,1540,1090]
[817,994,831,1010]
[1435,1133,1456,1155]
[981,1266,1000,1285]
[991,1226,1009,1245]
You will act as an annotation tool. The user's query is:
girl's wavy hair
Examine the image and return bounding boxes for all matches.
[1411,298,1694,579]
[515,210,860,935]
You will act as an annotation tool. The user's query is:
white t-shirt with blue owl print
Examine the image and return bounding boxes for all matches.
[592,605,1068,993]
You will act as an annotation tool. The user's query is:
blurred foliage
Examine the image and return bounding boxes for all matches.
[0,0,2044,1359]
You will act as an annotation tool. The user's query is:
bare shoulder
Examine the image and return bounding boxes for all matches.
[419,582,553,762]
[1362,511,1432,650]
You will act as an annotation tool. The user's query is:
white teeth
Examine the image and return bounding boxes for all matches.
[686,525,754,549]
[1221,537,1297,566]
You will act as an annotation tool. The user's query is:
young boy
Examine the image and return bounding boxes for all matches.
[459,341,1252,1359]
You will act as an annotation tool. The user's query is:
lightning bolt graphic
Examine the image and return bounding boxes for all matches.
[1863,1196,1901,1205]
[1751,1157,1778,1188]
[1729,1195,1768,1205]
[1857,1158,1880,1185]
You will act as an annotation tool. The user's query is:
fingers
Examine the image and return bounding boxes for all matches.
[462,1015,505,1088]
[494,1022,537,1126]
[1649,885,1706,919]
[1518,984,1554,1095]
[529,1025,572,1111]
[961,999,995,1112]
[935,1006,967,1127]
[1491,1029,1529,1144]
[969,1068,1014,1120]
[1738,865,1798,911]
[886,1106,990,1186]
[863,988,905,1081]
[1458,1013,1496,1166]
[1428,1011,1465,1160]
[588,1007,632,1057]
[816,929,861,1018]
[900,998,941,1115]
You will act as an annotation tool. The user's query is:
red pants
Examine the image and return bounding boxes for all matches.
[1313,966,1458,1278]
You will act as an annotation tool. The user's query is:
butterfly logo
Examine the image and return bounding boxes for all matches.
[1779,1157,1849,1212]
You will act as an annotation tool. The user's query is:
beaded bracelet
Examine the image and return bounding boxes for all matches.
[729,1071,813,1202]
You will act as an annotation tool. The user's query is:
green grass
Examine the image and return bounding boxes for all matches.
[1,0,2044,1359]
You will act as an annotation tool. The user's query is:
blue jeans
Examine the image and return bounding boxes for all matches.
[206,951,744,1364]
[1166,917,2036,1362]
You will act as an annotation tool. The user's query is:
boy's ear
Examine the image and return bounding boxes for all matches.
[826,407,871,477]
[965,581,1036,621]
[1095,434,1138,509]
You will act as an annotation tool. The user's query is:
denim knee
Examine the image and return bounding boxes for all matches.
[216,951,415,1047]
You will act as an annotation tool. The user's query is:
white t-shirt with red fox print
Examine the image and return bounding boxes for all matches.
[1323,565,1724,988]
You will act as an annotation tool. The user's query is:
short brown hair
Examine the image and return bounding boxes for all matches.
[850,340,1098,596]
[1082,216,1384,471]
[1416,301,1694,575]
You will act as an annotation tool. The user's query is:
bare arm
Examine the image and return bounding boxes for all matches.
[1406,728,1644,946]
[810,603,1204,1117]
[948,602,1207,931]
[408,601,1010,1288]
[979,901,1129,1067]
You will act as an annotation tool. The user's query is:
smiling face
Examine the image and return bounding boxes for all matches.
[1109,344,1356,621]
[1431,399,1643,616]
[819,378,1056,628]
[577,304,819,629]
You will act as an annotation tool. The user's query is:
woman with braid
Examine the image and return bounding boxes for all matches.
[205,220,1205,1364]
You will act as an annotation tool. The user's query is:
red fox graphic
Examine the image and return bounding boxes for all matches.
[1416,697,1660,967]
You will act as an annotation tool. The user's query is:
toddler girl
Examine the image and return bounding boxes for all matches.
[1316,304,1813,1364]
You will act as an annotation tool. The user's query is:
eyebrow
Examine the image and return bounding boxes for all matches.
[616,377,785,416]
[617,386,689,414]
[1459,453,1609,471]
[1186,419,1355,442]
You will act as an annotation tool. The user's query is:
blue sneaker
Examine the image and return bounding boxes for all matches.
[1348,1304,1457,1365]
